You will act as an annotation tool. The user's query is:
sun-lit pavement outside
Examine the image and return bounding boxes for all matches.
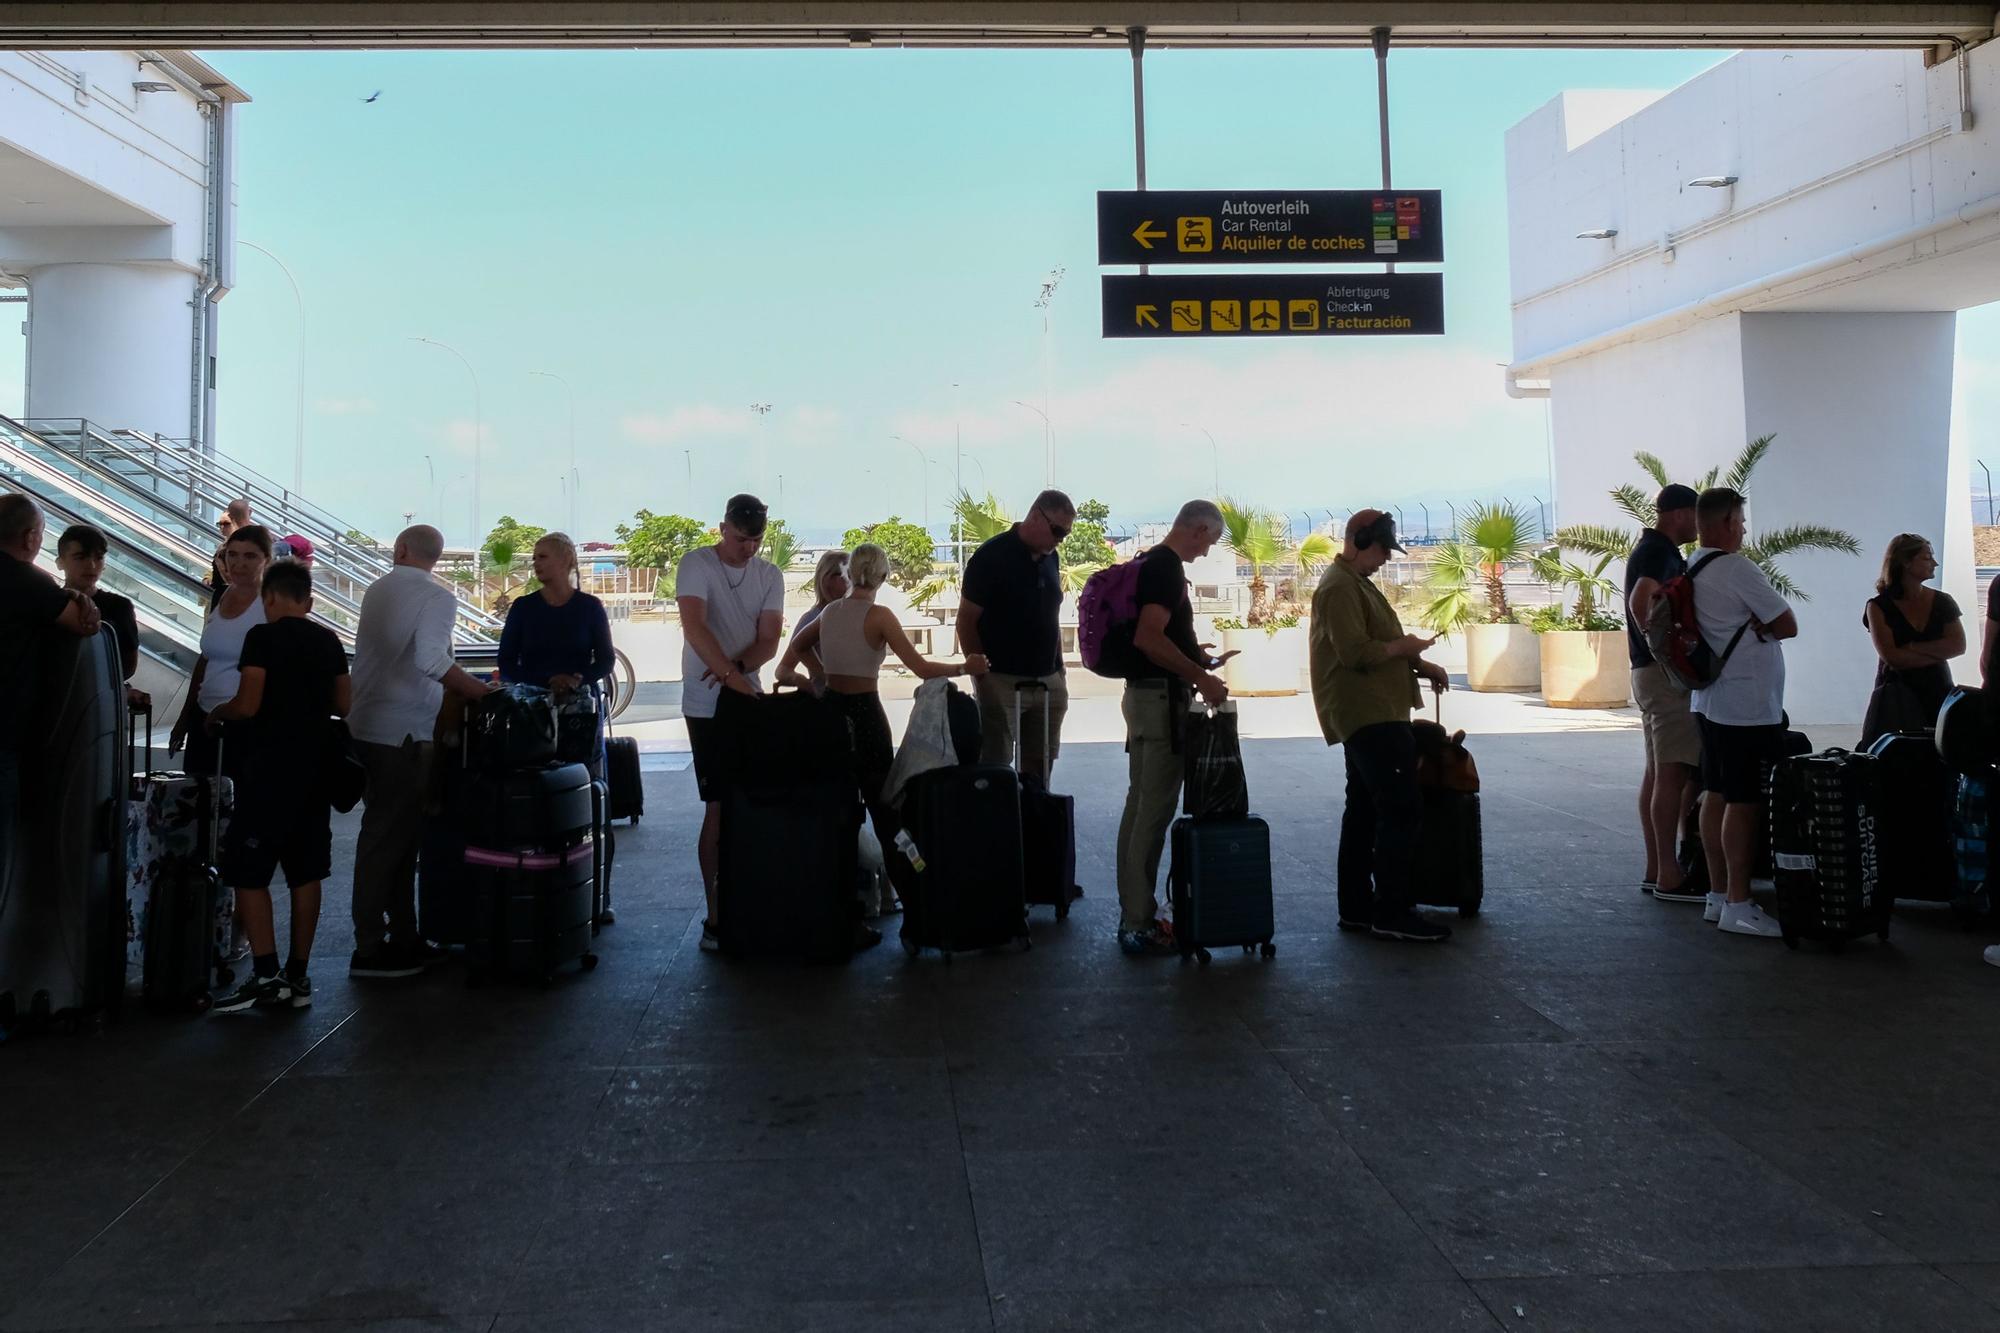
[7,670,2000,1333]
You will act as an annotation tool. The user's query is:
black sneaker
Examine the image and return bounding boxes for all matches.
[212,973,288,1014]
[1336,916,1372,933]
[286,972,313,1009]
[1369,910,1453,943]
[349,947,425,979]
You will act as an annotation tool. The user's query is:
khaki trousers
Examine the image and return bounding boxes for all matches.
[1115,681,1182,930]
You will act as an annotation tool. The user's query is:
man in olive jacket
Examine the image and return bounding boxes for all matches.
[1309,510,1453,943]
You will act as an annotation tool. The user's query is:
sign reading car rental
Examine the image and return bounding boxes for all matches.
[1096,190,1443,265]
[1100,273,1444,339]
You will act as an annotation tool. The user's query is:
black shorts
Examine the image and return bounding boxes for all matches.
[1696,715,1787,805]
[686,715,721,803]
[220,796,333,889]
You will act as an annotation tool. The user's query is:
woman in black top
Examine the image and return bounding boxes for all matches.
[1860,533,1964,747]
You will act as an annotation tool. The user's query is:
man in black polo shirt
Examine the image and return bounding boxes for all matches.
[1624,484,1702,902]
[0,494,103,891]
[957,489,1075,780]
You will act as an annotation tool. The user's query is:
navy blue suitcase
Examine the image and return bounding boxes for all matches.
[1169,815,1275,965]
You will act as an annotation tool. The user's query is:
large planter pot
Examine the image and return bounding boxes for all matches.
[1463,622,1539,692]
[1539,629,1631,708]
[1222,625,1305,697]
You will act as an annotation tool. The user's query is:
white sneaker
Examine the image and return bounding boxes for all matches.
[1703,892,1725,923]
[1718,900,1783,938]
[1984,945,1999,969]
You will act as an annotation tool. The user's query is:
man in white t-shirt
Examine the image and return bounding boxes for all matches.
[676,494,785,951]
[1688,487,1798,940]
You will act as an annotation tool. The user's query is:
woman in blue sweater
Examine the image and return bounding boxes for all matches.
[498,532,616,696]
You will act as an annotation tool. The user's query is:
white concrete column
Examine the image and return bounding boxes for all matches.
[24,263,196,439]
[1549,311,1959,728]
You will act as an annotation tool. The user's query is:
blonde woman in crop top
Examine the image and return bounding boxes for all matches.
[777,542,987,898]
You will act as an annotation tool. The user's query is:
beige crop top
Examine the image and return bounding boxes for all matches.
[816,598,889,677]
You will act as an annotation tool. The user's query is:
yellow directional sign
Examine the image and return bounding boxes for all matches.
[1103,274,1444,339]
[1287,299,1320,331]
[1131,220,1167,249]
[1209,300,1241,332]
[1136,304,1159,328]
[1177,216,1213,253]
[1170,300,1203,332]
[1249,299,1281,330]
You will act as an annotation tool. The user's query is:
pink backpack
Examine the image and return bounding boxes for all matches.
[1078,557,1148,677]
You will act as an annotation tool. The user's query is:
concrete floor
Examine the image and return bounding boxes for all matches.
[6,724,2000,1332]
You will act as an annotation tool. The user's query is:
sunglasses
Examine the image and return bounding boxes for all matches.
[1039,509,1071,542]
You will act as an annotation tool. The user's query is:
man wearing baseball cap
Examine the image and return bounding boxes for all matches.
[1625,484,1702,902]
[1309,509,1453,943]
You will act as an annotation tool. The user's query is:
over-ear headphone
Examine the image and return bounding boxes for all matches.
[1356,511,1395,551]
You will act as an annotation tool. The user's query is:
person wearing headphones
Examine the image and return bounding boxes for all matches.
[1309,509,1453,943]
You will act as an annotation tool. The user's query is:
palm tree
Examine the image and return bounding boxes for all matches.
[762,524,799,572]
[913,490,1013,610]
[1419,501,1543,634]
[1219,499,1288,625]
[1557,435,1860,600]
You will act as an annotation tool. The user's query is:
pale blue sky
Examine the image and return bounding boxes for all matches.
[20,45,1998,545]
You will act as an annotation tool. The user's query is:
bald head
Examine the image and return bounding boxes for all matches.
[0,492,42,558]
[394,524,446,569]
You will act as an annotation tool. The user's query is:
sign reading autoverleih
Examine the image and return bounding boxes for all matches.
[1100,273,1444,339]
[1097,190,1443,266]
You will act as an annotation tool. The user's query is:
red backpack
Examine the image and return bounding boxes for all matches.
[1643,550,1751,691]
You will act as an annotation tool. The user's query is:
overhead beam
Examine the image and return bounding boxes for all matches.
[0,3,1993,50]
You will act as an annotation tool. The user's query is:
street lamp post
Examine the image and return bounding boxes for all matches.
[1181,422,1221,497]
[529,370,576,535]
[890,434,930,530]
[1034,267,1064,486]
[1012,401,1054,491]
[411,336,482,578]
[239,240,305,493]
[750,403,772,494]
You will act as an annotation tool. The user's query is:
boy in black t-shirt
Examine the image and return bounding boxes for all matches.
[55,524,147,703]
[208,560,350,1012]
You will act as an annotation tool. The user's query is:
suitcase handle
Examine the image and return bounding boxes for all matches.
[1012,679,1054,787]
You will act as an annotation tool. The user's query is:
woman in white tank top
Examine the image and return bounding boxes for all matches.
[173,523,273,779]
[777,542,988,903]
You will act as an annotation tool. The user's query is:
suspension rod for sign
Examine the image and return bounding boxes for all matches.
[1130,26,1147,275]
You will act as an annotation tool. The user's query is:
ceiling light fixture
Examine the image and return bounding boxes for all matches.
[1686,175,1739,188]
[847,32,873,47]
[132,80,175,93]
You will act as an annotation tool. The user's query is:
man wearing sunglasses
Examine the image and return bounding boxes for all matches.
[957,489,1076,781]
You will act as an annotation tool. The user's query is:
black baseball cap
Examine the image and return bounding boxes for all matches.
[723,493,768,538]
[1656,484,1699,513]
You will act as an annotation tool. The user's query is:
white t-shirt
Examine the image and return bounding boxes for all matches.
[677,547,784,720]
[197,596,268,712]
[1687,548,1791,727]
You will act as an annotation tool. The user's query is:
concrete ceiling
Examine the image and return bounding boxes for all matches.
[0,2,1993,50]
[0,142,162,226]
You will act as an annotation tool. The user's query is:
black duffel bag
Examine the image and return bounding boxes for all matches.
[465,684,558,772]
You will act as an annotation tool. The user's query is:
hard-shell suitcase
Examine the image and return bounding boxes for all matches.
[463,841,599,983]
[605,736,643,824]
[1768,748,1891,951]
[712,686,855,787]
[1013,681,1080,920]
[718,778,862,961]
[1413,789,1485,917]
[896,764,1029,959]
[0,631,127,1030]
[1754,728,1815,880]
[1169,814,1276,965]
[1952,773,1995,925]
[419,819,471,947]
[1864,730,1956,902]
[453,763,593,848]
[1937,686,1997,777]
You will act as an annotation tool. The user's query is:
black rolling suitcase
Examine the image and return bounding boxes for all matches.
[1014,681,1080,920]
[719,779,863,961]
[456,763,597,985]
[714,688,863,961]
[1410,706,1484,917]
[590,777,616,927]
[606,736,643,824]
[1754,727,1815,880]
[1865,730,1957,902]
[897,764,1029,959]
[1768,748,1891,951]
[1169,815,1276,964]
[143,732,228,1014]
[419,819,470,947]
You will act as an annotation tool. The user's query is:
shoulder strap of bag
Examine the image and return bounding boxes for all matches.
[1687,550,1726,580]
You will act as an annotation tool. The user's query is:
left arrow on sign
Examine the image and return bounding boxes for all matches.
[1131,221,1167,249]
[1136,304,1159,328]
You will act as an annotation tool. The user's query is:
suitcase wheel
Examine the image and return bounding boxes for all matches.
[190,992,213,1014]
[1260,942,1277,959]
[581,952,599,971]
[1196,947,1212,966]
[1877,922,1891,942]
[1782,929,1800,951]
[215,964,235,987]
[627,815,639,826]
[595,908,617,927]
[1458,904,1480,919]
[1055,899,1069,922]
[901,937,921,958]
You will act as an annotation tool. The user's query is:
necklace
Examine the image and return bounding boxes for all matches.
[721,557,752,590]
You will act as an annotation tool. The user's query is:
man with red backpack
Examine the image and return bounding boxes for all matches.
[1624,484,1702,902]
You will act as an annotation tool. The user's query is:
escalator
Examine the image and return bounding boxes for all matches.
[0,416,502,725]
